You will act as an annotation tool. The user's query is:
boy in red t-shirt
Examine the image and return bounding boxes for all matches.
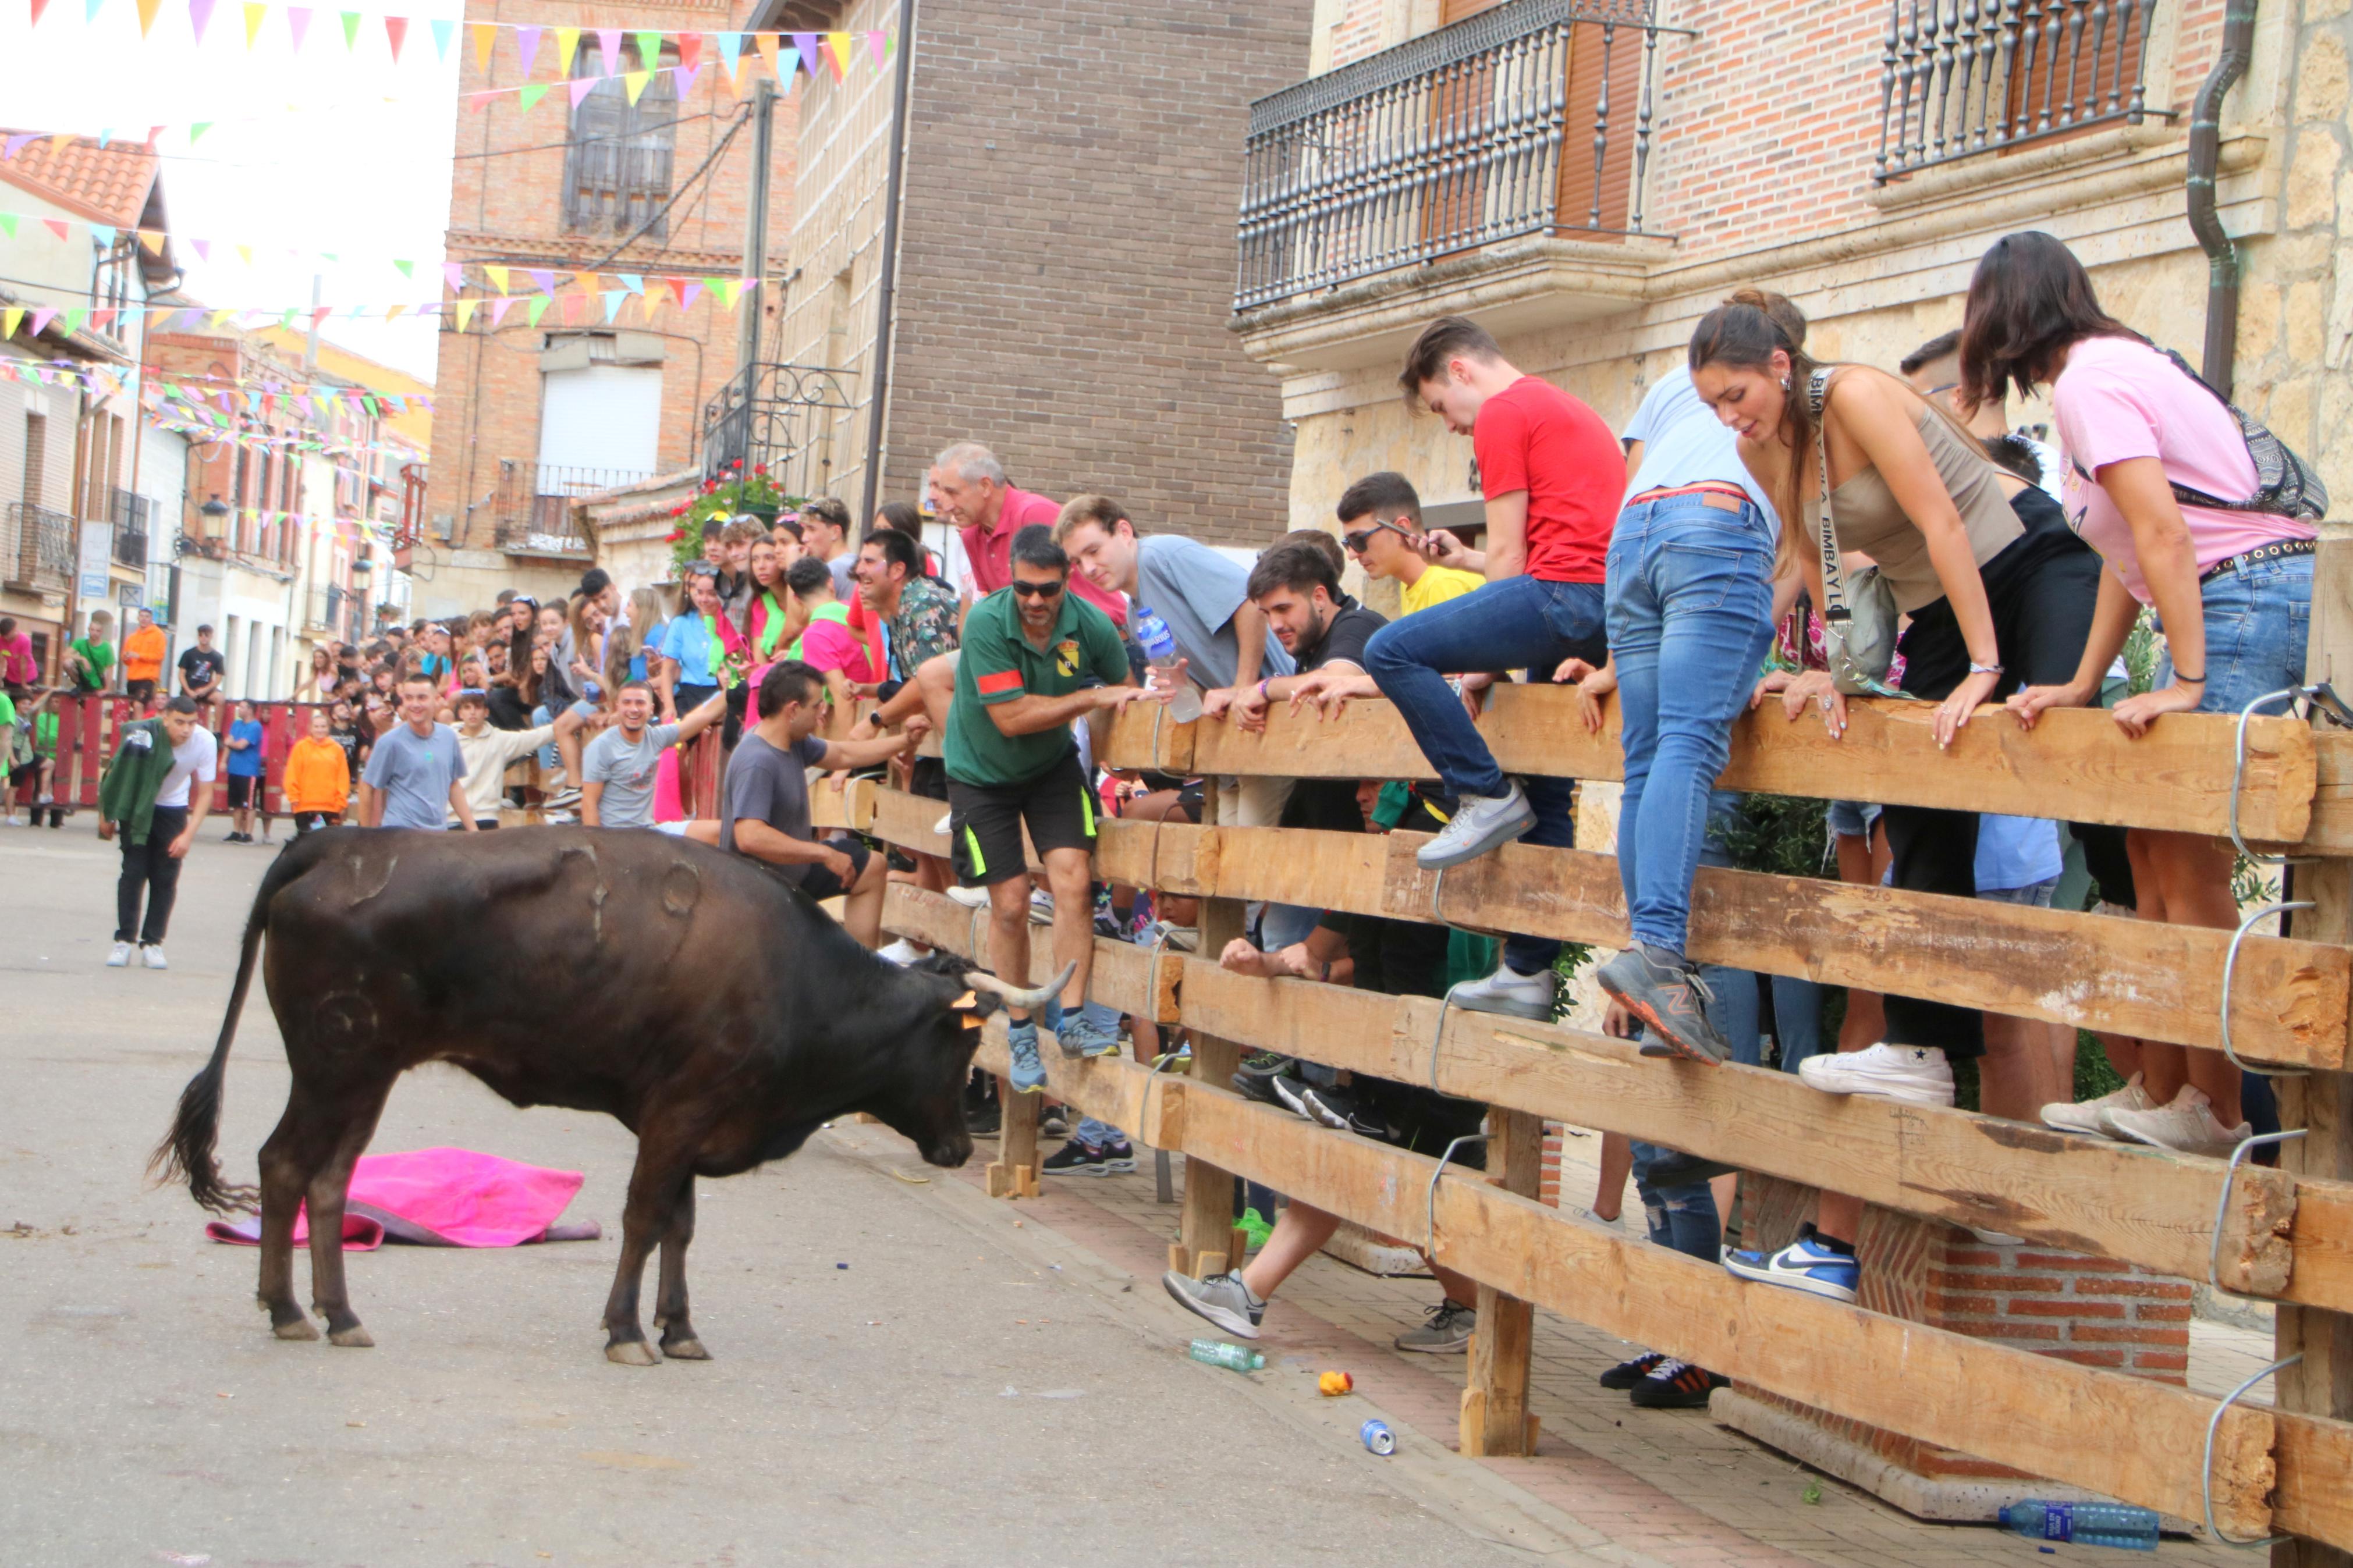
[1351,315,1621,1022]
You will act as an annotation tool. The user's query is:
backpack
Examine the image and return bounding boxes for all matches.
[2152,347,2329,521]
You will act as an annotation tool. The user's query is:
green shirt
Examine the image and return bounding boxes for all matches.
[945,585,1128,788]
[69,637,113,690]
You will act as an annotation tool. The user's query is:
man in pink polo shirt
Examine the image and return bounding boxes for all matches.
[932,441,1126,628]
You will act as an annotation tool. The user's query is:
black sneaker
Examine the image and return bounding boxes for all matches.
[1098,1140,1137,1174]
[1599,1351,1669,1390]
[1231,1068,1292,1109]
[1298,1084,1385,1139]
[1627,1358,1729,1410]
[1042,1140,1109,1177]
[1598,943,1730,1065]
[966,1099,1002,1137]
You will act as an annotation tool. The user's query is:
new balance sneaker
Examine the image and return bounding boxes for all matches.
[1053,1011,1121,1060]
[1298,1084,1387,1139]
[946,884,991,909]
[1096,1138,1137,1174]
[1043,1140,1114,1177]
[1005,1021,1048,1095]
[2101,1084,2252,1159]
[1797,1043,1955,1107]
[1163,1270,1265,1340]
[1598,943,1730,1065]
[1629,1358,1729,1410]
[1599,1350,1668,1390]
[1445,961,1556,1022]
[1236,1206,1275,1253]
[105,940,133,968]
[1723,1225,1859,1304]
[2042,1072,2155,1138]
[141,944,169,970]
[1414,782,1535,869]
[1394,1299,1478,1353]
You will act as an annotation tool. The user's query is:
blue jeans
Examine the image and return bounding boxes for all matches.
[1071,1001,1128,1150]
[1630,1141,1721,1261]
[1606,492,1774,957]
[1364,574,1606,975]
[2155,552,2312,717]
[1695,805,1823,1071]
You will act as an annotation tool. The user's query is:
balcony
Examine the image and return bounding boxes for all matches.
[698,362,857,497]
[1231,0,1673,371]
[491,462,651,557]
[110,489,149,570]
[3,503,73,595]
[1874,0,2166,183]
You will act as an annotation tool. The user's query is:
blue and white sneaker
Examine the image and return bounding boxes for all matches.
[1006,1020,1048,1095]
[1722,1226,1859,1304]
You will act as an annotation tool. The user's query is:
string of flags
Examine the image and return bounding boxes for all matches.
[0,355,433,406]
[0,278,756,341]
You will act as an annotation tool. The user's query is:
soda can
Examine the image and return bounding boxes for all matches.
[1360,1418,1396,1456]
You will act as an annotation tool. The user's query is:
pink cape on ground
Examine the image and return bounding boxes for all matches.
[204,1147,595,1253]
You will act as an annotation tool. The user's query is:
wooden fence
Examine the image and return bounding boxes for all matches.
[824,536,2353,1555]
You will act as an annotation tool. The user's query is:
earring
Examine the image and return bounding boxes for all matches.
[1779,375,1790,390]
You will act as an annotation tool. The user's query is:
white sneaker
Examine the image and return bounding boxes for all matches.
[876,938,925,966]
[1415,782,1536,870]
[141,944,170,970]
[1445,961,1556,1022]
[1797,1044,1955,1107]
[946,884,991,908]
[1028,889,1055,925]
[106,940,133,968]
[2041,1072,2155,1137]
[2101,1085,2251,1159]
[2,815,23,827]
[932,812,952,837]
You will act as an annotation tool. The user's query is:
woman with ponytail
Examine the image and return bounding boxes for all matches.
[1687,288,2104,1305]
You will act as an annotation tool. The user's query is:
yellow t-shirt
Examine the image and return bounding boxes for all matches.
[1399,564,1485,617]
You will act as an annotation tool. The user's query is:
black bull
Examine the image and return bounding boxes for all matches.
[152,827,1065,1364]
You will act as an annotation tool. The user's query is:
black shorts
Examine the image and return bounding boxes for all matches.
[8,760,40,789]
[908,753,949,802]
[798,833,871,901]
[1354,1080,1488,1168]
[947,750,1096,888]
[125,678,156,703]
[226,774,262,810]
[293,811,340,834]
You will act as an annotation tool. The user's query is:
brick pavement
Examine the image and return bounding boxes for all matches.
[908,1114,2274,1567]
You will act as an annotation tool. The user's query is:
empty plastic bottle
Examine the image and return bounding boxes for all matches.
[1132,608,1203,723]
[1998,1501,2159,1550]
[1186,1339,1265,1373]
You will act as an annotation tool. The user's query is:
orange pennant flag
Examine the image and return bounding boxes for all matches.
[753,31,779,80]
[135,0,162,35]
[471,20,494,70]
[137,229,165,254]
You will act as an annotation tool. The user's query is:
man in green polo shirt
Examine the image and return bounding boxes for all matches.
[947,524,1160,1093]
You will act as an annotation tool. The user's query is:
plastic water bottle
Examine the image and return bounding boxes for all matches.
[1998,1501,2159,1549]
[1132,607,1203,723]
[1186,1339,1265,1373]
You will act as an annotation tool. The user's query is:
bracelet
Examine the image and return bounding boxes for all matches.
[1256,678,1270,701]
[2172,670,2206,684]
[1968,661,2004,676]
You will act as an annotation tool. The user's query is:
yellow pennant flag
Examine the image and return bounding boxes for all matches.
[1,308,21,340]
[207,308,237,329]
[135,0,162,34]
[453,298,478,333]
[470,20,495,71]
[483,264,510,294]
[554,26,580,75]
[242,1,264,46]
[137,229,166,255]
[235,244,254,265]
[622,69,650,105]
[49,132,74,154]
[385,304,406,322]
[753,31,779,80]
[827,31,853,76]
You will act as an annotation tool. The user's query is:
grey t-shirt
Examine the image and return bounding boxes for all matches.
[718,729,832,884]
[829,550,859,603]
[581,721,680,829]
[1135,534,1294,692]
[361,721,466,830]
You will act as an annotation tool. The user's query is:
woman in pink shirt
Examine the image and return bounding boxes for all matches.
[1962,230,2323,1155]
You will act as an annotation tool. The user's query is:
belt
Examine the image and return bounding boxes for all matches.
[2198,537,2315,585]
[1630,482,1752,510]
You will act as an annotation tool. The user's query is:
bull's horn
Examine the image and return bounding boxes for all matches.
[961,961,1078,1012]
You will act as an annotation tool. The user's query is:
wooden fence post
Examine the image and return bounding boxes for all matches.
[1461,1106,1543,1456]
[2279,534,2353,1568]
[1177,793,1247,1277]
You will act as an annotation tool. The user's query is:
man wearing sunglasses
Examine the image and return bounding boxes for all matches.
[1336,472,1484,617]
[944,525,1166,1094]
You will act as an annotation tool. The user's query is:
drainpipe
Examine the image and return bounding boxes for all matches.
[2186,0,2258,400]
[858,0,918,524]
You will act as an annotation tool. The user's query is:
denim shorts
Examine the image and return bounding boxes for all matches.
[1977,876,2058,908]
[2155,552,2311,717]
[1826,799,1881,839]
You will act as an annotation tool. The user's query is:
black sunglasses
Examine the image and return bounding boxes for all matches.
[1342,518,1414,554]
[1009,579,1065,599]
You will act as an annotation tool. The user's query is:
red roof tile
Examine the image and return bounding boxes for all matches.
[0,131,161,228]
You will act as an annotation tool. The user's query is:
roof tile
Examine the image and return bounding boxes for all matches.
[0,131,160,228]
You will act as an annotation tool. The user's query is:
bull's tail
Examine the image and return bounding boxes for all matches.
[147,846,305,1214]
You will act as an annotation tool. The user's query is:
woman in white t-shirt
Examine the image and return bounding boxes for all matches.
[1962,230,2322,1155]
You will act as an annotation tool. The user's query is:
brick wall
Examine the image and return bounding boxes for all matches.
[876,0,1315,549]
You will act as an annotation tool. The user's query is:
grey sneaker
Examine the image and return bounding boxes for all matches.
[1394,1299,1477,1354]
[1055,1011,1120,1059]
[1163,1270,1264,1340]
[1598,943,1729,1065]
[1006,1022,1047,1094]
[1445,962,1555,1021]
[1414,782,1535,869]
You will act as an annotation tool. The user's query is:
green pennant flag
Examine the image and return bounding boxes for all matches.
[519,82,549,112]
[392,258,413,280]
[634,29,661,69]
[61,307,87,334]
[526,296,549,327]
[340,10,360,49]
[0,215,15,239]
[189,121,211,141]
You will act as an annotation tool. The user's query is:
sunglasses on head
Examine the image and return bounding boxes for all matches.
[1009,579,1065,599]
[1342,518,1414,554]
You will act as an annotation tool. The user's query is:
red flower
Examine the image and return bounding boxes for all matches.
[666,528,685,543]
[753,463,768,476]
[730,458,743,470]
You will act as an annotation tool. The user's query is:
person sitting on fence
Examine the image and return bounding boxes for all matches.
[1690,290,2107,1306]
[282,706,351,834]
[1963,230,2318,1157]
[24,686,63,827]
[1,684,37,826]
[450,687,584,831]
[122,609,166,707]
[1356,314,1622,1025]
[65,610,115,695]
[222,699,269,844]
[581,683,725,831]
[177,625,226,715]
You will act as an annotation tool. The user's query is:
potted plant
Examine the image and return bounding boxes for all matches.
[666,460,803,576]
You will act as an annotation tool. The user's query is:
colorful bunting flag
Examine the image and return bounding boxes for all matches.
[482,264,509,294]
[678,31,701,70]
[826,32,851,80]
[601,290,625,323]
[471,19,493,70]
[382,14,404,60]
[134,0,161,36]
[189,0,216,45]
[1,309,22,340]
[554,24,579,74]
[516,23,541,76]
[869,29,888,67]
[29,0,51,24]
[452,298,476,332]
[240,0,262,44]
[634,29,661,69]
[595,27,619,76]
[283,3,307,50]
[490,297,517,327]
[759,31,785,80]
[518,82,549,112]
[42,218,68,240]
[337,9,358,50]
[528,268,555,295]
[429,16,451,59]
[568,75,596,109]
[526,296,549,327]
[714,30,742,83]
[441,261,463,291]
[0,215,14,239]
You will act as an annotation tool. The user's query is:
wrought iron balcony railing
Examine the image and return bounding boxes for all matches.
[698,362,858,497]
[491,461,652,556]
[1235,0,1667,314]
[3,503,74,593]
[1875,0,2166,182]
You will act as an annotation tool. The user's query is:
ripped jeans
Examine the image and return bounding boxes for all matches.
[1631,1141,1722,1262]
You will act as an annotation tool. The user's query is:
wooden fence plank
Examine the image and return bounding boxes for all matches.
[1084,820,2350,1071]
[1106,684,2317,842]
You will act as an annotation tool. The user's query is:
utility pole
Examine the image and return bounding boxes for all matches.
[859,0,917,525]
[737,80,776,378]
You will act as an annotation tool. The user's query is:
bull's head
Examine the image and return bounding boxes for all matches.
[885,956,1077,1168]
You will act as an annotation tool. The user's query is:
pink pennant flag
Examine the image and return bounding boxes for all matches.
[466,88,499,111]
[441,261,464,291]
[190,237,210,261]
[42,219,69,240]
[515,23,541,76]
[188,0,216,44]
[679,279,704,312]
[382,14,405,61]
[568,75,597,108]
[673,63,702,95]
[30,308,59,335]
[528,268,555,294]
[868,29,886,67]
[595,27,619,76]
[489,296,517,328]
[285,4,308,49]
[2,134,37,160]
[310,306,332,330]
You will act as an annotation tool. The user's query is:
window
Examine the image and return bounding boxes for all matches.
[563,41,679,237]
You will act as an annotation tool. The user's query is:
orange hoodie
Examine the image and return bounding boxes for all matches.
[282,735,350,814]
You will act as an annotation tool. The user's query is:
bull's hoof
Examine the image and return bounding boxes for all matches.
[327,1324,375,1349]
[272,1317,321,1342]
[606,1339,661,1367]
[659,1336,711,1361]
